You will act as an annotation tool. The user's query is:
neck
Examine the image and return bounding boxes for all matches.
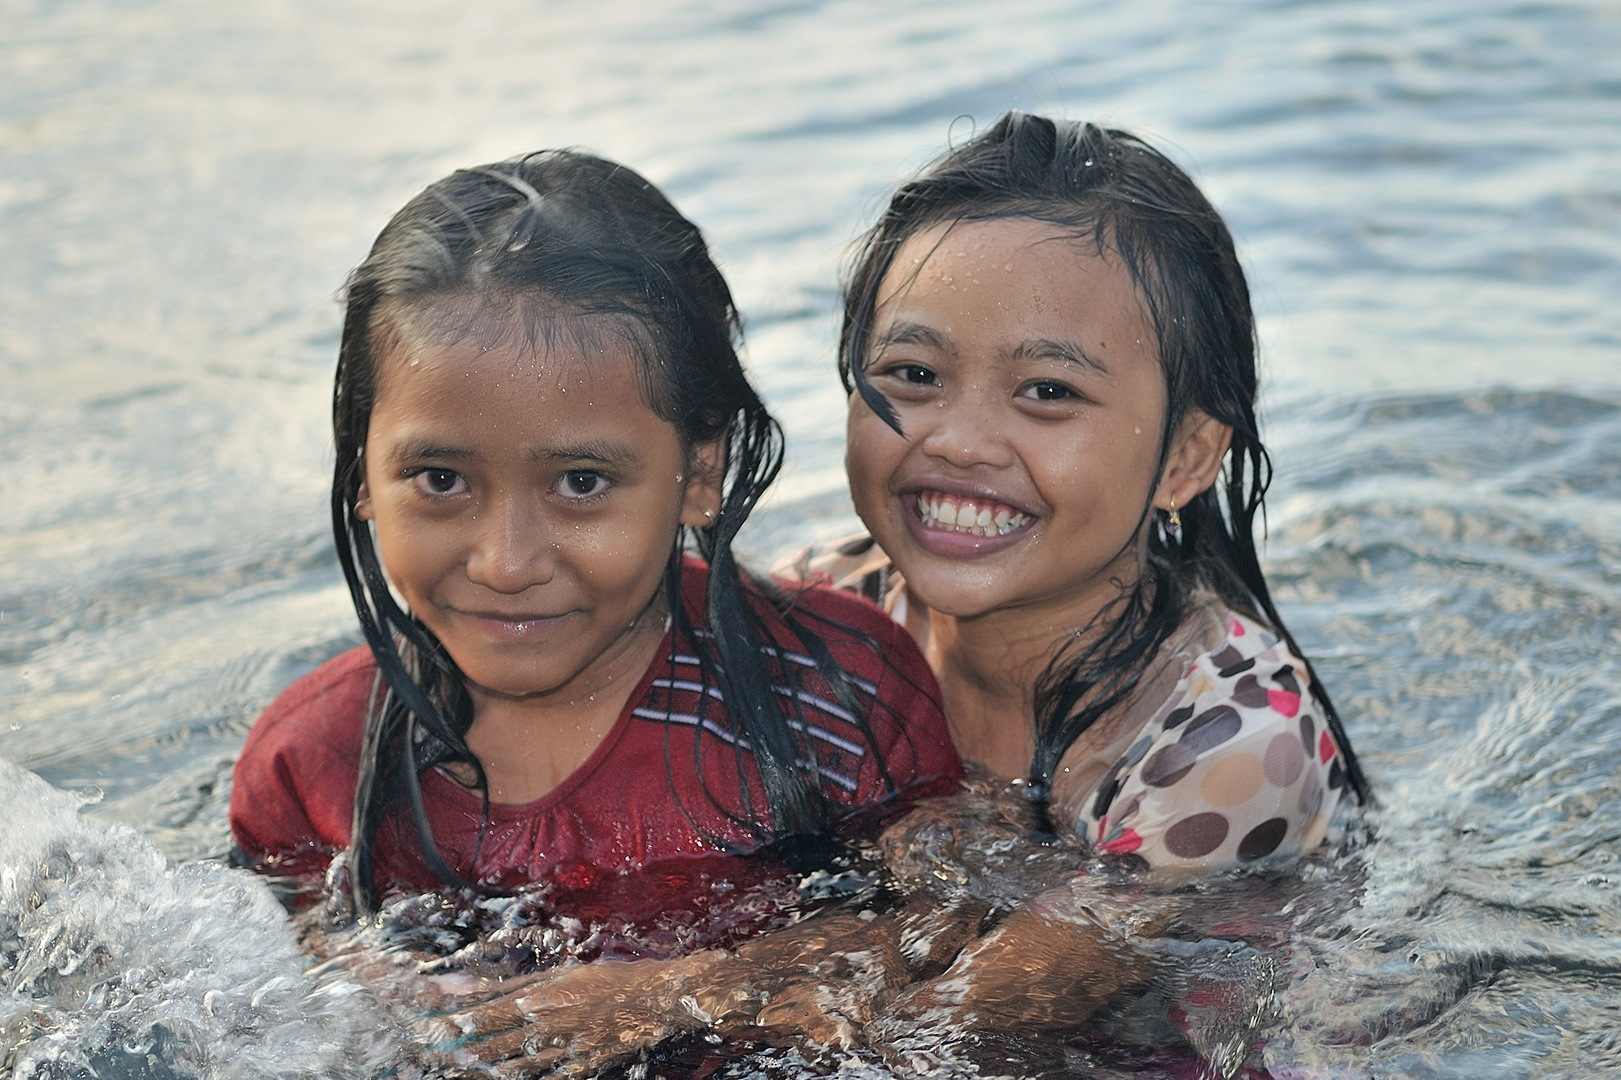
[458,595,669,805]
[922,568,1140,782]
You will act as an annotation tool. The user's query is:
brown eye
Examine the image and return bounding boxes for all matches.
[412,469,467,496]
[558,470,608,499]
[1020,380,1078,402]
[879,362,939,386]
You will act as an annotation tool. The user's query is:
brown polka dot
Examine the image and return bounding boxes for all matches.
[1237,818,1289,862]
[1162,703,1196,730]
[1200,753,1264,808]
[1142,744,1197,787]
[1265,732,1306,787]
[1188,674,1215,701]
[1211,645,1254,677]
[1164,812,1229,859]
[1231,674,1269,708]
[1298,714,1316,755]
[1181,706,1241,754]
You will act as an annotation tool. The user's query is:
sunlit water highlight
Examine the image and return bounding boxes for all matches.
[2,0,1620,1076]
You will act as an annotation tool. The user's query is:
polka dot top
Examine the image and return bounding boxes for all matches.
[1054,605,1350,872]
[776,534,1351,873]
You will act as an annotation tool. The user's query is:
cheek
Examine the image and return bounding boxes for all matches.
[567,496,682,587]
[845,409,902,509]
[1028,423,1159,522]
[369,515,438,602]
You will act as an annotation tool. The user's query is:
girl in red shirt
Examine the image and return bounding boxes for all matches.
[229,151,960,913]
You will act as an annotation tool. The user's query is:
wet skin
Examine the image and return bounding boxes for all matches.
[357,313,720,804]
[846,217,1229,777]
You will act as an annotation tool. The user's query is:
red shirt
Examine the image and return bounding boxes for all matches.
[229,565,960,897]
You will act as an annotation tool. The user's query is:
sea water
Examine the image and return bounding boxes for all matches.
[3,0,1620,1076]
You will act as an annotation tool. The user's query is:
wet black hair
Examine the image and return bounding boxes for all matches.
[839,112,1368,810]
[334,150,898,913]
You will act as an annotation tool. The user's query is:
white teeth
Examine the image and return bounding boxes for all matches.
[914,493,1032,538]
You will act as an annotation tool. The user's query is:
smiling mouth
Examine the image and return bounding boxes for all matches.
[461,611,570,636]
[915,490,1033,538]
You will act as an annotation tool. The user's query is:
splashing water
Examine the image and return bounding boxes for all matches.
[0,757,398,1079]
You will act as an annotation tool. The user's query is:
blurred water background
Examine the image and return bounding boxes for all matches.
[2,0,1621,1076]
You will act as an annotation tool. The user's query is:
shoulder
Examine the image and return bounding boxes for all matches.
[782,575,910,645]
[681,552,917,672]
[243,645,377,752]
[230,645,375,869]
[777,580,959,798]
[672,555,957,801]
[1070,608,1350,872]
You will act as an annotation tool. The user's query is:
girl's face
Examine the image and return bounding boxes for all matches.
[847,217,1185,624]
[357,314,720,704]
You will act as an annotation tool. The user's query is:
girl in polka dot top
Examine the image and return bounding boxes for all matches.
[802,112,1367,878]
[784,108,1372,1048]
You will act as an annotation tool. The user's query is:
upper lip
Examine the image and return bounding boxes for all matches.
[896,476,1040,518]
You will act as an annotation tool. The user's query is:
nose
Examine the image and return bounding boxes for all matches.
[918,386,1016,470]
[464,488,556,593]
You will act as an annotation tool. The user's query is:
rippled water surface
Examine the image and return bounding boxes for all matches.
[3,0,1620,1076]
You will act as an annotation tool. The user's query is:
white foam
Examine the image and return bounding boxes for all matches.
[0,758,399,1078]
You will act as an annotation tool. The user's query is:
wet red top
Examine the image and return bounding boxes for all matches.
[229,561,960,897]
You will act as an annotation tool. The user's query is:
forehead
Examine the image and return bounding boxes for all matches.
[876,217,1152,338]
[372,300,657,403]
[364,316,673,456]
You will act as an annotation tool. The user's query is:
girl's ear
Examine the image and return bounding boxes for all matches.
[355,481,375,521]
[1154,409,1233,511]
[678,438,726,528]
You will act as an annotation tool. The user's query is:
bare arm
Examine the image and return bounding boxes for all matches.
[395,892,986,1077]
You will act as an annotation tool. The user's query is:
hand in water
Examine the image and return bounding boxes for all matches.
[403,898,987,1076]
[869,899,1162,1074]
[411,950,749,1077]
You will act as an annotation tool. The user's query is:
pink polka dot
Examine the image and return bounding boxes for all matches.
[1230,618,1246,636]
[1319,730,1335,764]
[1268,689,1301,718]
[1100,829,1142,854]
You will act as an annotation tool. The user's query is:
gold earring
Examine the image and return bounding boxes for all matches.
[1166,497,1182,539]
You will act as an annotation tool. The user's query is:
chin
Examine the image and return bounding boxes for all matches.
[898,570,1009,621]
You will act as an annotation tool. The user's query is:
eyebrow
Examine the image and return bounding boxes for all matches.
[1007,338,1109,375]
[527,439,639,468]
[386,440,475,464]
[384,438,640,468]
[871,321,956,359]
[873,322,1109,376]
